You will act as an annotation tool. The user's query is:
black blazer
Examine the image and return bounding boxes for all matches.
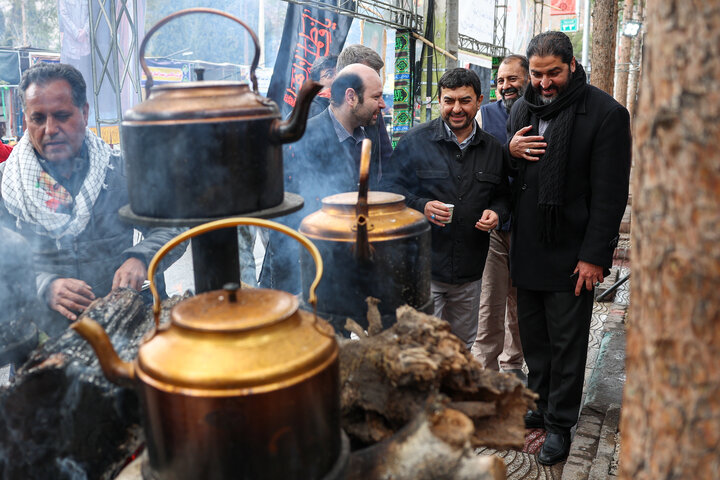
[507,85,631,291]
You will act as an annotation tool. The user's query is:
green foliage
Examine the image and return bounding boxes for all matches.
[1,0,59,50]
[568,30,587,59]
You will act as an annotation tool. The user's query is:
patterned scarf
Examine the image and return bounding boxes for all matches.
[2,128,112,241]
[511,62,588,243]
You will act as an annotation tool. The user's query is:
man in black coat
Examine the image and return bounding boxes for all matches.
[506,31,631,465]
[383,68,511,349]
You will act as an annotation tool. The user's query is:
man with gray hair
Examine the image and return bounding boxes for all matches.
[472,54,530,381]
[0,63,180,335]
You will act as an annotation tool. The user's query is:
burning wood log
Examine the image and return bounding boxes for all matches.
[347,398,507,480]
[339,302,536,451]
[0,289,186,480]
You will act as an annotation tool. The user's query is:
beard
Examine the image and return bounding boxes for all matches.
[535,70,573,105]
[500,86,525,112]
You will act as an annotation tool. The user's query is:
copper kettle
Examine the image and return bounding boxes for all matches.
[121,8,322,219]
[71,218,345,480]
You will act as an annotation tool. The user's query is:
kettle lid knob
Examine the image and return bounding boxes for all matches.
[223,282,240,303]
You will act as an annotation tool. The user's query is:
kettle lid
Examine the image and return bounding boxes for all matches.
[172,287,298,332]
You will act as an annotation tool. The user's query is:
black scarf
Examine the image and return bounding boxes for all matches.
[511,62,588,243]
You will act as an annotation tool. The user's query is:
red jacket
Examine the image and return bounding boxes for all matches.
[0,143,12,163]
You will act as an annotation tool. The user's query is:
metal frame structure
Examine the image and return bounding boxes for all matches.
[88,0,142,128]
[533,0,545,36]
[281,0,423,31]
[493,0,508,54]
[458,34,507,58]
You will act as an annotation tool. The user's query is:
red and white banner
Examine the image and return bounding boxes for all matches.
[550,0,576,15]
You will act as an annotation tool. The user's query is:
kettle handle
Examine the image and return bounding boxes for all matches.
[146,218,323,331]
[139,8,260,98]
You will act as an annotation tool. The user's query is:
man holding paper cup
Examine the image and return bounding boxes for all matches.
[382,68,511,349]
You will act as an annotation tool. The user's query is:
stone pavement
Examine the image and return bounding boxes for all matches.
[476,232,631,480]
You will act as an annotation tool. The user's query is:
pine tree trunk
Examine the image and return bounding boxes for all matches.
[620,1,720,478]
[625,0,645,117]
[614,0,634,105]
[590,0,619,93]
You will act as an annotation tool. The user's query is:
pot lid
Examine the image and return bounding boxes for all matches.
[300,190,429,242]
[136,286,338,394]
[172,286,298,332]
[123,81,278,122]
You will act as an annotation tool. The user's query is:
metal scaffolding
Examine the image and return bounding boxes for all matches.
[533,0,544,36]
[493,0,507,54]
[88,0,142,128]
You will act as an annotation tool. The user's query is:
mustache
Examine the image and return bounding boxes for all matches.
[501,86,519,96]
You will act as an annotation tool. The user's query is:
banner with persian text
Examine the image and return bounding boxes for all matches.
[267,1,354,117]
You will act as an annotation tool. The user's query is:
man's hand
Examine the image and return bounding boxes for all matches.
[509,125,547,161]
[573,260,604,296]
[47,278,95,321]
[424,200,451,226]
[475,210,499,231]
[112,257,147,291]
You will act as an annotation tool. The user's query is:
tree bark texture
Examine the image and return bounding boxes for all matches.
[590,0,619,93]
[626,0,645,117]
[614,0,635,105]
[620,1,720,478]
[340,304,536,451]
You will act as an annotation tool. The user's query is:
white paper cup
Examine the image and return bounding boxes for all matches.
[442,203,454,224]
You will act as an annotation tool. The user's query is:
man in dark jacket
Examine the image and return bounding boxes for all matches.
[0,63,180,336]
[383,68,511,349]
[260,63,386,293]
[506,31,631,465]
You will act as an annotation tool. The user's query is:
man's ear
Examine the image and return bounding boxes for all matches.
[477,94,484,106]
[570,57,577,74]
[345,87,358,107]
[82,103,89,126]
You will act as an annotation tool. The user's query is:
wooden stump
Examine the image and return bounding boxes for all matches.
[340,303,536,451]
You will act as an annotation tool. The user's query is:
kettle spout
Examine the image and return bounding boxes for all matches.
[269,80,323,144]
[71,316,135,388]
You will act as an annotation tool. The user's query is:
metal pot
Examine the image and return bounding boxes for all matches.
[299,140,432,333]
[71,218,346,480]
[121,8,322,219]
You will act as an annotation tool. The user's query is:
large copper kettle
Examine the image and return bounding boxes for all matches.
[121,8,322,219]
[299,140,432,334]
[71,219,346,480]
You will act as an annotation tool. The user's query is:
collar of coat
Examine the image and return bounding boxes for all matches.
[428,117,489,147]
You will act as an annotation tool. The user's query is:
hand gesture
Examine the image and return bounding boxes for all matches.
[509,125,547,161]
[475,209,499,231]
[47,278,95,321]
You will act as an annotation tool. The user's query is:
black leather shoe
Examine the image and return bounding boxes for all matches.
[538,432,571,465]
[524,409,545,429]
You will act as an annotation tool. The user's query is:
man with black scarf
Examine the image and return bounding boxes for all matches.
[506,31,631,465]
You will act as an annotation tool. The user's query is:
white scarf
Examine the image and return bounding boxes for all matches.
[1,128,112,240]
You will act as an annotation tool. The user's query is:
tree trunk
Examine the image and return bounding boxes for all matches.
[620,0,720,478]
[590,0,619,93]
[625,0,645,117]
[614,0,634,105]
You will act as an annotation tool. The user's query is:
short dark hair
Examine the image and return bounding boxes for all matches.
[330,72,365,106]
[310,55,338,82]
[336,44,384,72]
[438,68,482,98]
[19,63,87,109]
[502,54,529,77]
[526,31,574,66]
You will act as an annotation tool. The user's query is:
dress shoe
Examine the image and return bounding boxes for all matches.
[524,409,545,429]
[538,431,571,465]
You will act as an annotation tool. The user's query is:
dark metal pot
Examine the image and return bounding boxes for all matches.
[72,219,346,480]
[121,8,321,219]
[299,141,432,334]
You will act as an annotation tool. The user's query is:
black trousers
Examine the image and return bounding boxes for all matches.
[517,288,593,433]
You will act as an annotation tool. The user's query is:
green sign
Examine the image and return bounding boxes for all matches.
[560,18,578,32]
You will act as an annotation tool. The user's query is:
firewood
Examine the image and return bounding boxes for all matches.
[347,398,507,479]
[339,303,536,450]
[0,289,187,480]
